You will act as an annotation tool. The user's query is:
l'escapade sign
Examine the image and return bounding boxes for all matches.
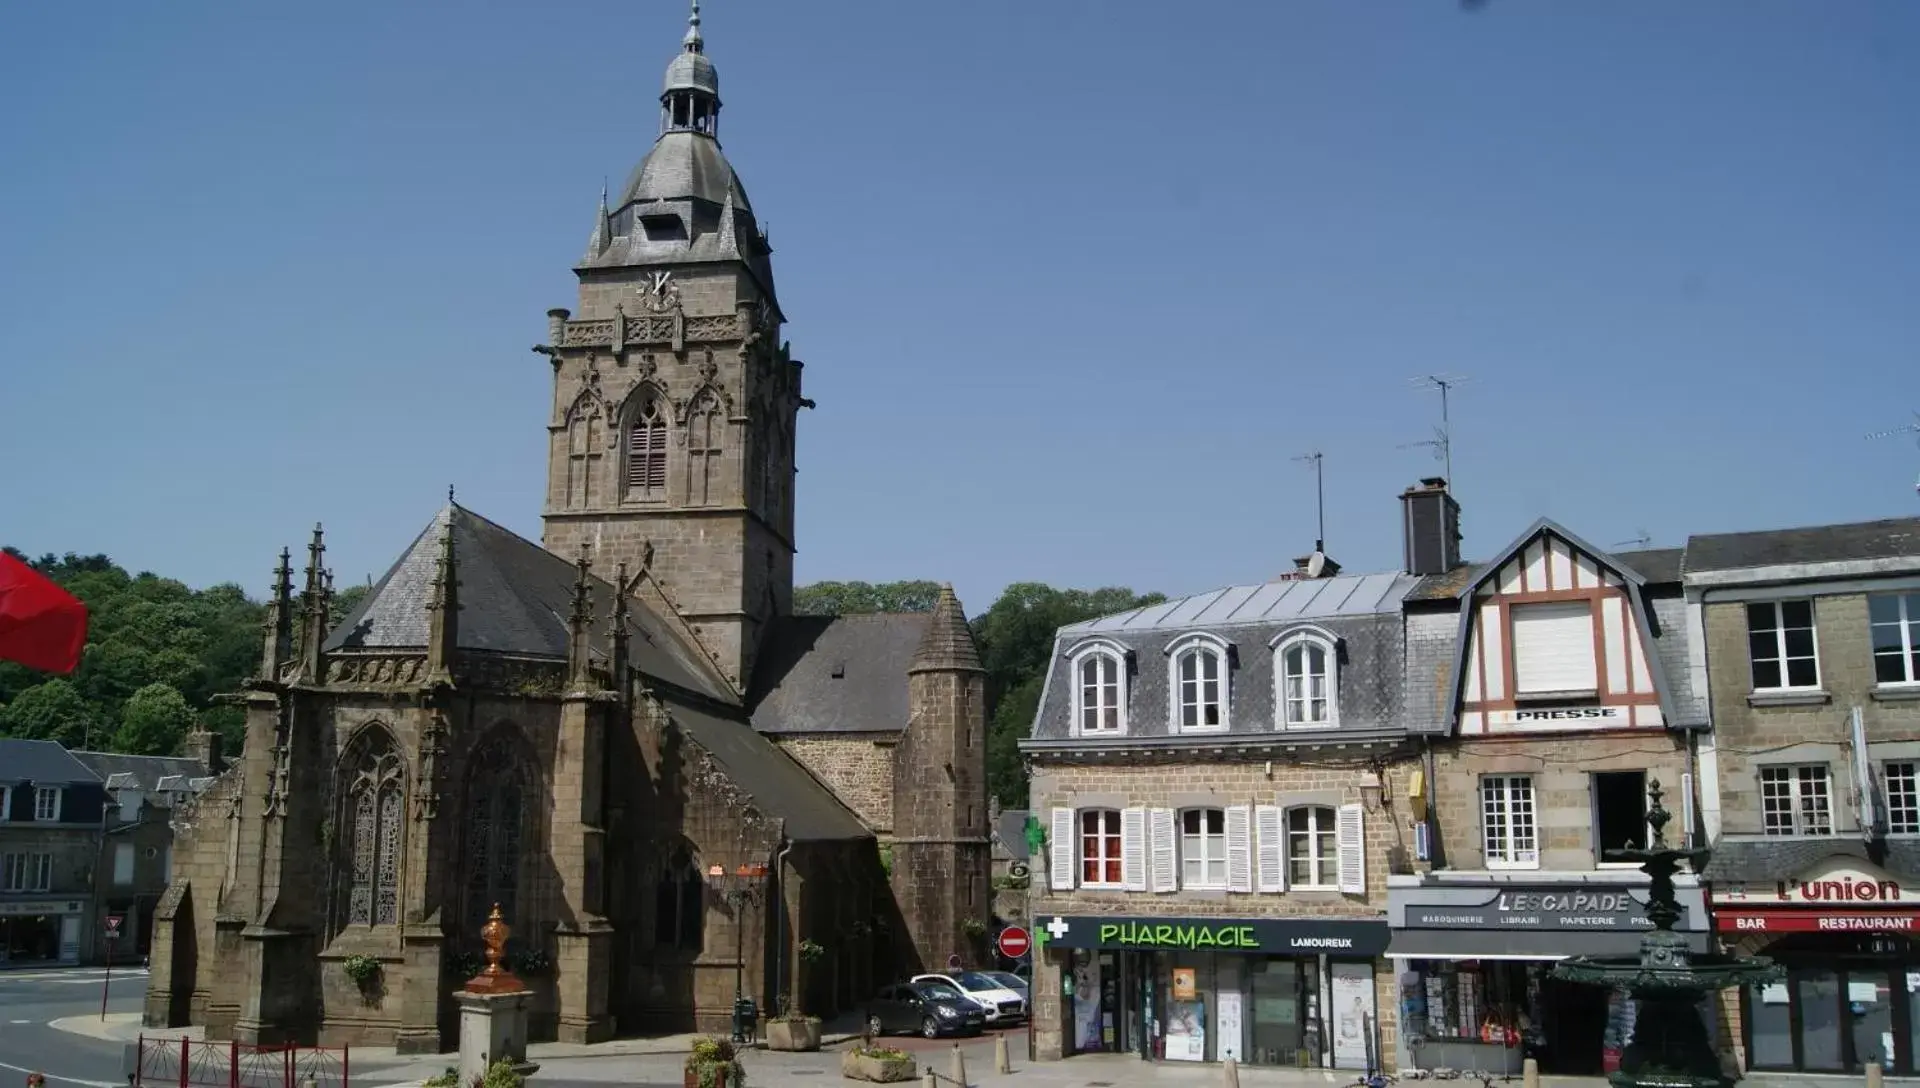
[1036,915,1390,957]
[1402,887,1674,931]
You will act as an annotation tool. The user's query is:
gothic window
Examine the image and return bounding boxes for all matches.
[463,730,530,935]
[339,726,405,928]
[654,846,704,952]
[687,392,723,506]
[625,394,668,500]
[566,401,605,509]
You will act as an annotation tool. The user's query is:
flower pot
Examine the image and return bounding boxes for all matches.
[840,1051,918,1083]
[683,1064,732,1088]
[768,1018,822,1052]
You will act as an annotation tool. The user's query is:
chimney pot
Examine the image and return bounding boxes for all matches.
[1401,479,1463,577]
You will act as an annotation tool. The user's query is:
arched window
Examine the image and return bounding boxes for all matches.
[463,730,530,935]
[686,392,723,506]
[1078,809,1122,887]
[1068,642,1127,736]
[339,726,405,927]
[565,399,605,509]
[625,394,668,500]
[1287,806,1338,889]
[1166,634,1230,731]
[1180,808,1227,888]
[654,846,705,952]
[1276,632,1339,729]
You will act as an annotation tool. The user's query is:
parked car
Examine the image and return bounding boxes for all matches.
[866,980,986,1039]
[911,970,1028,1023]
[981,969,1029,1002]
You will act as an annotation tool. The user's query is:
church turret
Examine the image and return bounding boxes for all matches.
[258,547,293,682]
[295,525,330,683]
[541,1,801,694]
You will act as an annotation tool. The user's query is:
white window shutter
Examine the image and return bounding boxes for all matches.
[1149,808,1178,893]
[1121,807,1148,891]
[1049,807,1076,891]
[1337,802,1367,894]
[1226,805,1253,893]
[1255,805,1285,893]
[1680,772,1696,849]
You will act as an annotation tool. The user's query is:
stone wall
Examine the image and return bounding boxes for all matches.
[773,734,896,834]
[890,665,991,975]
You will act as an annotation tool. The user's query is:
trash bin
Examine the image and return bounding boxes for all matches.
[732,996,758,1043]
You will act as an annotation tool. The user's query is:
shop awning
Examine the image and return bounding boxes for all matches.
[1387,929,1709,960]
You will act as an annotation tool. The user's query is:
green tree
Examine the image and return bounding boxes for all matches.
[113,682,197,756]
[0,679,97,748]
[792,580,942,615]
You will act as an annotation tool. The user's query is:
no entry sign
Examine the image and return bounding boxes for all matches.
[996,926,1032,959]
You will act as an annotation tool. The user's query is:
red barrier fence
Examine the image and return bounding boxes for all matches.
[133,1036,351,1088]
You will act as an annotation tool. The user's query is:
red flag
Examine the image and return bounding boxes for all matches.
[0,552,88,674]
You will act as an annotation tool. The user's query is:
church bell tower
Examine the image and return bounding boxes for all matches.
[538,2,804,693]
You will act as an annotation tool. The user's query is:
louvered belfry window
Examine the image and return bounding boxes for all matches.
[627,397,668,498]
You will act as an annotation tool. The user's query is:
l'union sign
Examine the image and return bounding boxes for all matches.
[1037,915,1390,957]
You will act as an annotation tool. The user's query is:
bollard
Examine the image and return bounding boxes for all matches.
[995,1032,1012,1074]
[1223,1057,1241,1088]
[949,1040,968,1087]
[1868,1064,1885,1088]
[1522,1058,1539,1088]
[922,1068,937,1088]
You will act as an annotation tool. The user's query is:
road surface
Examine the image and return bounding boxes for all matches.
[0,965,147,1087]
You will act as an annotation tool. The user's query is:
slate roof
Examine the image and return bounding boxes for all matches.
[324,504,733,703]
[912,586,982,672]
[1406,547,1683,604]
[993,809,1031,862]
[1060,571,1419,636]
[1702,838,1920,884]
[666,701,871,842]
[72,751,205,791]
[1612,547,1684,585]
[1685,516,1920,574]
[749,613,927,734]
[0,739,101,786]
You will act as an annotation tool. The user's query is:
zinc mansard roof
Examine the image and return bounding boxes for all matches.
[1059,570,1420,639]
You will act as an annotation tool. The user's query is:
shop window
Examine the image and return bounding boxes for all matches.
[1887,763,1920,835]
[1760,765,1832,836]
[1079,808,1123,887]
[34,786,61,822]
[1286,806,1337,889]
[1748,600,1820,691]
[1168,634,1230,731]
[1591,770,1649,861]
[1180,808,1228,888]
[1277,634,1338,728]
[1071,645,1127,735]
[1509,601,1598,697]
[1480,775,1538,869]
[1870,593,1920,686]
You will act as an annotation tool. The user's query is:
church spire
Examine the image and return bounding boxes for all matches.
[660,0,721,137]
[295,524,330,683]
[683,0,704,53]
[259,547,294,682]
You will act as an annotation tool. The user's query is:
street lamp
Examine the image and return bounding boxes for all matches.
[710,862,769,1043]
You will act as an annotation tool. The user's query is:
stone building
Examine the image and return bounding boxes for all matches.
[75,743,221,963]
[143,5,987,1051]
[1020,501,1428,1070]
[1688,516,1920,1077]
[0,739,110,966]
[1390,485,1711,1078]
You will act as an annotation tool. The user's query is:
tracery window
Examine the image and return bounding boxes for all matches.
[687,392,723,506]
[626,394,668,500]
[566,400,605,509]
[654,845,704,952]
[463,730,530,934]
[340,727,405,927]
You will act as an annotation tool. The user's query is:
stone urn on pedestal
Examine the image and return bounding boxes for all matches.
[456,904,540,1085]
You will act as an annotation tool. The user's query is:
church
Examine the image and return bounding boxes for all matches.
[144,5,991,1051]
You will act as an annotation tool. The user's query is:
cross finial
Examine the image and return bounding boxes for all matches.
[447,484,456,505]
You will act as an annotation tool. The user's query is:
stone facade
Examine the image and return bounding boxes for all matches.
[774,736,895,835]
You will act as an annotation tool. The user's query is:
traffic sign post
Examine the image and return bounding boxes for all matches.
[996,925,1031,960]
[100,914,124,1020]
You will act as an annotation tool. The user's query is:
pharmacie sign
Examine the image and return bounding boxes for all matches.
[1036,915,1389,956]
[1402,887,1669,931]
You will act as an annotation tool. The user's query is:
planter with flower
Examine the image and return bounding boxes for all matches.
[684,1035,746,1088]
[840,1044,917,1083]
[342,953,383,999]
[766,989,822,1053]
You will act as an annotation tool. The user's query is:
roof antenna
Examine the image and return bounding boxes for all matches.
[1400,374,1473,490]
[1292,451,1326,552]
[1866,411,1920,498]
[1612,531,1653,549]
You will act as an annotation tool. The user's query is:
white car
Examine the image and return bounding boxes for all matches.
[912,971,1028,1023]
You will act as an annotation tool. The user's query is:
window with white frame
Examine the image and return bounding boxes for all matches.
[1760,765,1832,836]
[1870,593,1920,686]
[1278,635,1337,728]
[1509,601,1598,697]
[1079,809,1123,887]
[1481,775,1539,868]
[1886,762,1920,835]
[1747,601,1819,691]
[1287,806,1337,888]
[1170,638,1228,730]
[1180,808,1228,888]
[1073,648,1127,735]
[2,853,51,892]
[33,786,60,822]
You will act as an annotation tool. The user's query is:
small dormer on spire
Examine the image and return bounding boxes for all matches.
[425,512,462,684]
[661,0,721,138]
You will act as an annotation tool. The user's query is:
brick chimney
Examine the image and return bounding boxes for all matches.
[1400,477,1462,576]
[183,729,223,775]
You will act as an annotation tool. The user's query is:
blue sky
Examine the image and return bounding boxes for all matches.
[2,1,1915,612]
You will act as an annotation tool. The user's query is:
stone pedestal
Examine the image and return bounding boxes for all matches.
[457,989,540,1084]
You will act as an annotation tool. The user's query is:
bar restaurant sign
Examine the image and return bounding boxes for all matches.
[1403,887,1672,931]
[1036,915,1390,956]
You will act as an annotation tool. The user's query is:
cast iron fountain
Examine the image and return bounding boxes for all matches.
[1551,780,1781,1088]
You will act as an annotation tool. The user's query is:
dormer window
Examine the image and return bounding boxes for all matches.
[1166,633,1230,731]
[34,786,60,822]
[1274,630,1340,729]
[1068,641,1128,736]
[639,214,688,243]
[1509,601,1598,700]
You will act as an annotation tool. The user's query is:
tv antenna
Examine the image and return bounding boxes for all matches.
[1612,531,1653,549]
[1293,450,1326,551]
[1401,374,1472,487]
[1866,412,1920,497]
